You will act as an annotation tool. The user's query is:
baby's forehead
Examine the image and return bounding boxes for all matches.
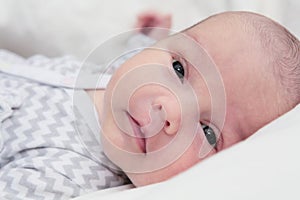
[182,13,263,44]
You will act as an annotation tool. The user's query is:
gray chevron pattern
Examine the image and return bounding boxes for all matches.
[0,52,129,200]
[27,55,80,76]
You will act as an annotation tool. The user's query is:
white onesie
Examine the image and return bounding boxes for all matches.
[0,33,155,200]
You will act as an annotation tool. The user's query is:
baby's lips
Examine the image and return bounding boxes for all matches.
[140,104,166,138]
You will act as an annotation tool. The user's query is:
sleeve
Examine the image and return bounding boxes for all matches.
[0,149,129,200]
[105,33,156,74]
[126,33,156,49]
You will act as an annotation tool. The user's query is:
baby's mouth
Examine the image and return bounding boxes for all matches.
[127,113,146,153]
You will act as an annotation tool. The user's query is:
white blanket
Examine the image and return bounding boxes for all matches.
[74,104,300,200]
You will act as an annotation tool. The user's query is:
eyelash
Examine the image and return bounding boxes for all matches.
[172,56,188,83]
[200,122,221,150]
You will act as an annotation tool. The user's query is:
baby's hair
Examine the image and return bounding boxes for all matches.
[191,11,300,108]
[239,12,300,107]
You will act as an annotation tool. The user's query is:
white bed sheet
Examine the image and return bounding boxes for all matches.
[74,104,300,200]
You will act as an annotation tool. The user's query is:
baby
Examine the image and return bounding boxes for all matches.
[88,11,300,186]
[0,11,299,200]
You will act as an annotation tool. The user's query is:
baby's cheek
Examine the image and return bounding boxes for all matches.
[101,119,140,154]
[128,133,205,187]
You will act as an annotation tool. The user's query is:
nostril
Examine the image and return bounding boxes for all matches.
[164,120,177,135]
[152,104,162,110]
[165,121,170,127]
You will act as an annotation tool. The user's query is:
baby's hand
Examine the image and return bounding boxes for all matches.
[134,10,172,40]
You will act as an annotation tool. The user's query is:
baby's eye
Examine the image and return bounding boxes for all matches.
[172,60,185,82]
[201,123,217,147]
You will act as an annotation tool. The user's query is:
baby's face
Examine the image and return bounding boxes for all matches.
[100,18,278,186]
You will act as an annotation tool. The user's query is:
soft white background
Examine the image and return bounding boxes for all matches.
[0,0,299,60]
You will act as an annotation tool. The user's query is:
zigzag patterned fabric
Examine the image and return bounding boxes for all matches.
[0,50,129,200]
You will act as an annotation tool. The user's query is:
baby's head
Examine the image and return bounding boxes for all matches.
[99,11,300,186]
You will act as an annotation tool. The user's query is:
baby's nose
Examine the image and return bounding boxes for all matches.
[140,104,165,137]
[140,100,180,137]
